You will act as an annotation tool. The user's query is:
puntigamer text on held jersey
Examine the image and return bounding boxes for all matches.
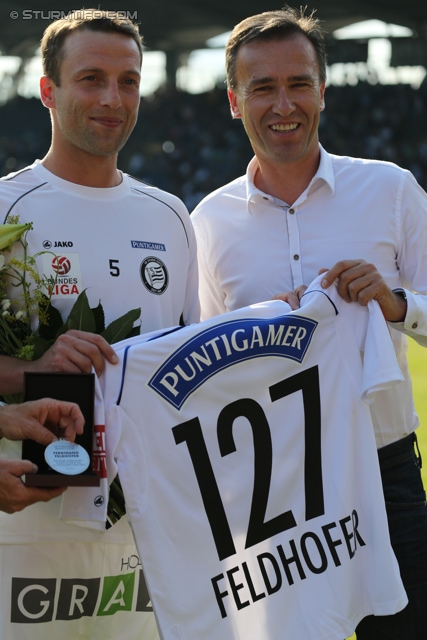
[149,315,317,409]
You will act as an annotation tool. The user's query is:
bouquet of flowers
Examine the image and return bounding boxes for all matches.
[0,219,141,393]
[0,218,138,524]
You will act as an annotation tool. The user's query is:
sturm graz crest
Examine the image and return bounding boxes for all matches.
[140,256,169,294]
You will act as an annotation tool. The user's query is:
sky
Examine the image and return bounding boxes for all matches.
[0,19,425,102]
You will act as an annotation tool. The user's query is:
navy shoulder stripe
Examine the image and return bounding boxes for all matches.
[300,288,339,315]
[2,182,48,223]
[116,326,183,406]
[131,186,190,248]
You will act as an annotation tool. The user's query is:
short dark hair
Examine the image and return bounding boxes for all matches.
[226,5,326,89]
[41,8,143,86]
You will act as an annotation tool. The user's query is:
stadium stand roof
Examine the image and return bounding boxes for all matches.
[1,0,426,59]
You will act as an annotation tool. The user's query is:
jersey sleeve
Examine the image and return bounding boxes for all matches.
[58,376,110,530]
[361,300,405,400]
[59,330,176,529]
[303,276,405,402]
[327,285,405,401]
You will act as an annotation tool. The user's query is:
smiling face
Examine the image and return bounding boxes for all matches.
[228,34,325,174]
[40,29,141,160]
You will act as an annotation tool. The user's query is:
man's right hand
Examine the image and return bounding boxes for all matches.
[272,285,307,310]
[0,459,67,513]
[0,330,119,395]
[31,330,118,376]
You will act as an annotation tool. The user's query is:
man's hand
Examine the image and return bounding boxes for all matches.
[319,260,407,322]
[0,459,67,513]
[0,398,85,513]
[31,330,119,376]
[0,398,85,444]
[0,330,119,395]
[272,285,308,310]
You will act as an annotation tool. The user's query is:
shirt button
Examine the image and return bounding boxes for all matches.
[412,322,418,329]
[289,208,295,214]
[293,254,300,261]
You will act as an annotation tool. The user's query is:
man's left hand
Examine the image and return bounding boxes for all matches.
[319,259,407,322]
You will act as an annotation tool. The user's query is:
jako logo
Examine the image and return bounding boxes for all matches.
[52,256,72,275]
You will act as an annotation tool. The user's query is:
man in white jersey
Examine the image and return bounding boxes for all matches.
[0,398,84,513]
[0,9,198,640]
[93,279,407,640]
[191,7,427,639]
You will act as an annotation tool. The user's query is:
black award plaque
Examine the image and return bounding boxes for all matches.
[22,372,100,487]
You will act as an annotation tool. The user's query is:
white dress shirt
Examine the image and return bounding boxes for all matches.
[192,145,427,447]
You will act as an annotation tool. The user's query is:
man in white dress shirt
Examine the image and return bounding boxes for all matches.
[191,7,427,638]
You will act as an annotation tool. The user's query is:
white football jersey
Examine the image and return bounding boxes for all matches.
[95,277,407,640]
[1,160,199,331]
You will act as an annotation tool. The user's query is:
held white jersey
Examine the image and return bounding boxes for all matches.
[96,277,407,640]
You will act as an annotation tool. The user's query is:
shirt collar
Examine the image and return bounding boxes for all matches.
[245,144,335,213]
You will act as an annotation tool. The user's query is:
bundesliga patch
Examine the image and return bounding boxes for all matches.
[149,314,317,409]
[41,252,82,298]
[140,256,168,295]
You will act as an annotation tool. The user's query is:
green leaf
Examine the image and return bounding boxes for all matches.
[91,301,105,334]
[31,335,51,360]
[56,290,96,337]
[106,475,126,526]
[101,308,141,345]
[127,325,141,339]
[1,392,23,405]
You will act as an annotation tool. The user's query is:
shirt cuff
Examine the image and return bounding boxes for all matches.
[390,288,427,344]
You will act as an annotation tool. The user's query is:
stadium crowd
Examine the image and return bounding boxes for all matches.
[0,79,427,210]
